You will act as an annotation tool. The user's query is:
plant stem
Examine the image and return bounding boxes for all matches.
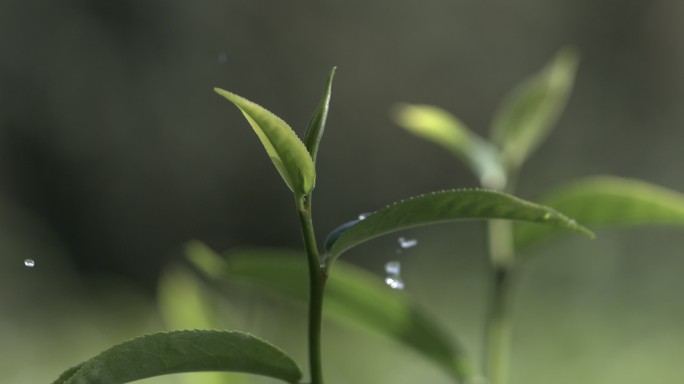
[296,195,326,384]
[484,219,516,384]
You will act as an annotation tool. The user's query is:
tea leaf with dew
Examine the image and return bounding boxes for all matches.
[326,189,593,261]
[515,176,684,250]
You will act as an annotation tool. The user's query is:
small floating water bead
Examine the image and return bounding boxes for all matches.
[385,277,404,290]
[24,259,35,268]
[384,261,405,290]
[397,237,417,249]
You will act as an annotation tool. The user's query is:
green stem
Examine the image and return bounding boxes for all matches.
[484,219,516,384]
[296,195,326,384]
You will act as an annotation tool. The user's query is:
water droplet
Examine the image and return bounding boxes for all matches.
[384,261,404,290]
[24,259,35,268]
[357,212,372,220]
[385,277,405,290]
[217,53,228,64]
[398,237,417,249]
[543,212,552,220]
[385,261,401,275]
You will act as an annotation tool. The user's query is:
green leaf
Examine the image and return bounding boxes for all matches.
[215,88,315,196]
[326,189,593,260]
[53,365,83,384]
[158,264,218,330]
[490,47,579,169]
[515,176,684,250]
[187,244,475,383]
[51,330,302,384]
[304,67,336,165]
[393,103,506,190]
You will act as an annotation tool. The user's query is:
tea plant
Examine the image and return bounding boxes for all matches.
[392,48,684,384]
[50,67,593,384]
[50,53,684,384]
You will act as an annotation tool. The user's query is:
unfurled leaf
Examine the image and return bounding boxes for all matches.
[215,88,315,196]
[326,189,593,260]
[51,330,302,384]
[304,67,336,165]
[515,176,684,249]
[157,269,237,384]
[187,245,475,383]
[324,214,369,252]
[490,48,579,169]
[158,264,217,331]
[393,103,506,190]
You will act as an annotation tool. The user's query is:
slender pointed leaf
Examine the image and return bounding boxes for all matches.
[51,330,302,384]
[187,243,475,383]
[490,48,579,169]
[215,88,315,196]
[326,189,593,260]
[515,176,684,250]
[393,103,506,190]
[304,67,336,164]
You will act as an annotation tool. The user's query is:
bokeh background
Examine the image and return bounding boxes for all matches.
[2,1,684,383]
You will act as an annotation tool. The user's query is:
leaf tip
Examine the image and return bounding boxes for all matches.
[581,226,596,239]
[213,87,228,96]
[564,217,595,239]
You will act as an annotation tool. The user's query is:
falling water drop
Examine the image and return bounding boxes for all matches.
[397,237,418,249]
[24,259,35,268]
[385,261,401,275]
[385,277,404,290]
[384,261,404,290]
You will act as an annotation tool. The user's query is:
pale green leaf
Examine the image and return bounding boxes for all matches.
[215,88,315,196]
[393,103,506,190]
[515,176,684,249]
[51,330,302,384]
[187,245,475,383]
[304,67,336,165]
[157,269,238,384]
[158,264,218,331]
[326,189,593,260]
[490,48,579,169]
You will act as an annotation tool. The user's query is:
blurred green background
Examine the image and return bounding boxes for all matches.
[1,1,683,383]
